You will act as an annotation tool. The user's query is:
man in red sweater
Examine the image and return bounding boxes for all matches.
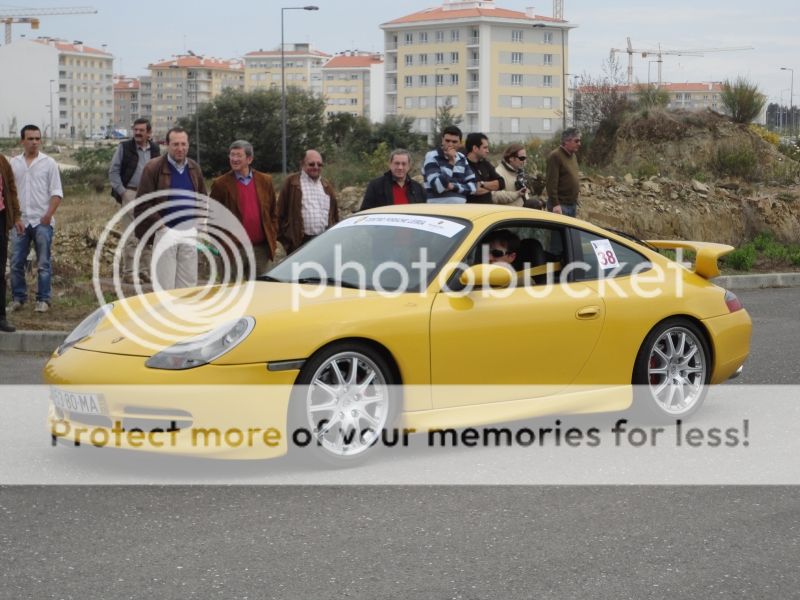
[209,140,279,277]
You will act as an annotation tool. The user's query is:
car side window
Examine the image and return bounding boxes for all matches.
[572,230,652,281]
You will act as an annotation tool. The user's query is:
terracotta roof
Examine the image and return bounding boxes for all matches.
[323,55,383,69]
[33,38,111,57]
[245,49,331,58]
[148,56,242,70]
[113,78,140,91]
[383,6,562,25]
[607,82,724,93]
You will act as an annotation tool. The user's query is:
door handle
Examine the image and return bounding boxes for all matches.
[576,306,601,319]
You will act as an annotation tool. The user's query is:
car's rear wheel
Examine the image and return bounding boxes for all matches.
[290,341,398,466]
[632,318,710,421]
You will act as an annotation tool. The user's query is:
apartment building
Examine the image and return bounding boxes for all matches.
[0,37,113,139]
[147,54,244,138]
[381,0,575,142]
[322,52,385,122]
[615,82,724,111]
[113,76,140,131]
[244,44,330,96]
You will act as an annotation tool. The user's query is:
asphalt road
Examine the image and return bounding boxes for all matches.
[1,287,799,599]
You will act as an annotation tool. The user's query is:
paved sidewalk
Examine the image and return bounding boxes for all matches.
[1,273,798,354]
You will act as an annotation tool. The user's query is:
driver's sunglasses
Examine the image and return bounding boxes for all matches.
[515,155,527,160]
[489,248,508,258]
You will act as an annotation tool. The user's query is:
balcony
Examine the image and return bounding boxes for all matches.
[466,35,480,47]
[466,78,479,91]
[467,59,480,69]
[385,42,398,51]
[386,83,397,93]
[466,102,479,112]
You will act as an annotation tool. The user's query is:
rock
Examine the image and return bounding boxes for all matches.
[642,181,662,194]
[623,173,635,185]
[691,179,710,193]
[718,180,740,191]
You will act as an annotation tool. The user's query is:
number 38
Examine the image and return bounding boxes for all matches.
[597,250,617,266]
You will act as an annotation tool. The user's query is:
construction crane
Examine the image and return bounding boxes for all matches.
[610,37,754,87]
[0,6,97,45]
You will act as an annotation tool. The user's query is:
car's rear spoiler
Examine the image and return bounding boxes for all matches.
[645,240,734,279]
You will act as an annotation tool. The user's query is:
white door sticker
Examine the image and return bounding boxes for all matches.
[590,239,619,270]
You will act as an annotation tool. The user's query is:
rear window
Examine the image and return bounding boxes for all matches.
[572,230,652,281]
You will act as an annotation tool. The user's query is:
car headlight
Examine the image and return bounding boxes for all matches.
[145,317,256,370]
[56,303,114,356]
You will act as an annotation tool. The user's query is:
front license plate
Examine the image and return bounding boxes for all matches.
[51,389,104,415]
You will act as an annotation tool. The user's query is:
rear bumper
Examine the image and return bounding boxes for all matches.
[702,309,752,384]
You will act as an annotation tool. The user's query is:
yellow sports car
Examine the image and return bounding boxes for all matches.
[45,205,751,465]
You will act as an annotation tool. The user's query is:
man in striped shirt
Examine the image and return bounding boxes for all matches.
[422,125,476,204]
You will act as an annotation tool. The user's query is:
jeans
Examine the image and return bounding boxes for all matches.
[546,201,577,218]
[10,223,53,304]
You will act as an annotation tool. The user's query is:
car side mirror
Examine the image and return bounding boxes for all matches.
[459,264,514,289]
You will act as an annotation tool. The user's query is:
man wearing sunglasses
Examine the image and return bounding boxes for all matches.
[483,228,519,268]
[278,149,338,254]
[545,127,582,217]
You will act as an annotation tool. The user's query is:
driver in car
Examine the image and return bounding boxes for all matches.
[483,229,519,269]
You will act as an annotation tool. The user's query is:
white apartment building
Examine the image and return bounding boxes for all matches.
[244,44,330,96]
[322,52,385,122]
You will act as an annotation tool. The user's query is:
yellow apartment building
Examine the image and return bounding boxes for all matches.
[322,52,385,121]
[381,0,576,142]
[244,43,331,96]
[147,54,244,138]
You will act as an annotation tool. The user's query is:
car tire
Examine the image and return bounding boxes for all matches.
[289,341,398,467]
[632,318,711,422]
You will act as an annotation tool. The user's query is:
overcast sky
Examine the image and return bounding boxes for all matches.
[10,0,800,105]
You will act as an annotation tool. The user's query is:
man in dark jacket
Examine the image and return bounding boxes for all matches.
[0,153,22,332]
[360,149,427,210]
[108,118,160,283]
[209,140,278,276]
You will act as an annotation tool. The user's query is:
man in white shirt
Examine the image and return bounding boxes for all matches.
[8,125,63,314]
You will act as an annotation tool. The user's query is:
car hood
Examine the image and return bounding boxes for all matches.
[74,282,394,358]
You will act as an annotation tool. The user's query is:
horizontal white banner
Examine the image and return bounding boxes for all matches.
[0,384,796,485]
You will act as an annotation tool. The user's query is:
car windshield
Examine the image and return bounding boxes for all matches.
[267,213,471,293]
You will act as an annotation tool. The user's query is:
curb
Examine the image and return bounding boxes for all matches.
[0,330,65,354]
[1,274,797,354]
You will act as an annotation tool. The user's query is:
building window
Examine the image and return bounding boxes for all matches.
[405,55,414,66]
[543,118,551,131]
[511,96,522,108]
[544,54,553,65]
[511,52,523,64]
[405,33,414,45]
[543,97,552,108]
[511,118,520,133]
[512,30,523,43]
[435,52,444,65]
[419,74,428,86]
[544,32,553,44]
[419,54,428,65]
[451,29,460,41]
[404,75,413,87]
[543,75,553,87]
[450,52,459,64]
[435,74,445,86]
[420,96,428,108]
[435,30,444,43]
[419,31,428,44]
[511,74,523,87]
[450,73,459,85]
[350,98,358,105]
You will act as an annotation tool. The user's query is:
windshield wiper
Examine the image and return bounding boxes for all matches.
[294,277,362,289]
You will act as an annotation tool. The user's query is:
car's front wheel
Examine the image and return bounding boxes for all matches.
[632,318,711,421]
[290,342,398,466]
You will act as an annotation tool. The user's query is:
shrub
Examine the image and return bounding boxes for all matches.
[749,124,780,146]
[721,77,767,123]
[723,244,756,271]
[712,143,758,179]
[636,84,670,110]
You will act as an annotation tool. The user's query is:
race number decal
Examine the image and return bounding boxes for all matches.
[590,239,619,270]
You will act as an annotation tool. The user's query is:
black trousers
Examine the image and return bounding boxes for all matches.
[0,210,6,319]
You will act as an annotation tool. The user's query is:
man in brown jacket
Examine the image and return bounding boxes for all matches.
[209,140,278,277]
[545,127,582,218]
[278,149,338,255]
[134,126,206,289]
[0,154,23,331]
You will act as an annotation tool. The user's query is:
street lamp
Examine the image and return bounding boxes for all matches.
[781,67,794,138]
[48,79,55,144]
[433,66,450,136]
[281,5,319,176]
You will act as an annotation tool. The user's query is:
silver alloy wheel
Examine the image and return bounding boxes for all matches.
[302,350,391,458]
[646,326,708,415]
